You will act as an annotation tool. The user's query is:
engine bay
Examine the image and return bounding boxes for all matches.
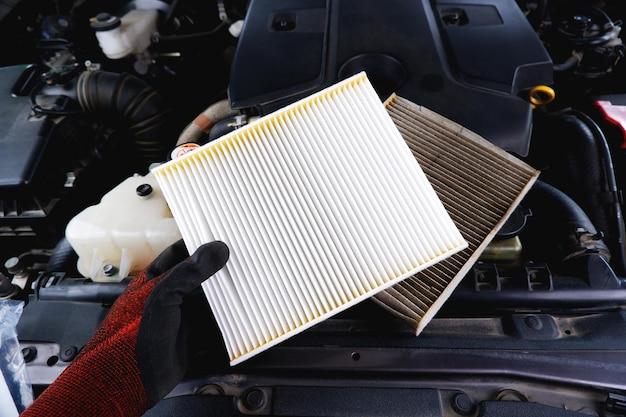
[2,0,626,415]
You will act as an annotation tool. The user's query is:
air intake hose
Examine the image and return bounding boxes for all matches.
[47,237,78,273]
[526,180,610,261]
[76,71,171,162]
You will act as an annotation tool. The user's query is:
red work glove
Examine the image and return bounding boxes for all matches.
[22,240,230,417]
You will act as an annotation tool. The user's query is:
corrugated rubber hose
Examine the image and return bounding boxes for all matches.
[47,237,78,273]
[76,71,171,163]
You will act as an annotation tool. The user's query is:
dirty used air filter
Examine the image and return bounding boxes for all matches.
[152,73,467,365]
[373,95,539,334]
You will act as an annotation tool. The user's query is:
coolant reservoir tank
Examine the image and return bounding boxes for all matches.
[91,10,157,59]
[66,173,181,282]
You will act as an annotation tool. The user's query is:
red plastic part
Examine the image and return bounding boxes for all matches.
[595,100,626,149]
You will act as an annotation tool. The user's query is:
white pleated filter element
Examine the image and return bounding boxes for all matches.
[152,72,467,365]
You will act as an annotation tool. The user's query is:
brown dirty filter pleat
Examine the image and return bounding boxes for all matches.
[373,95,539,334]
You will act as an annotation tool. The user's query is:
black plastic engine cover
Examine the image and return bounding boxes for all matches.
[229,0,553,155]
[0,66,114,250]
[0,65,48,192]
[0,65,57,245]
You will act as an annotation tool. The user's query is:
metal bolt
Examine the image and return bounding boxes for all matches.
[228,114,249,128]
[64,172,76,188]
[4,257,21,274]
[60,345,78,362]
[136,183,153,197]
[102,264,118,277]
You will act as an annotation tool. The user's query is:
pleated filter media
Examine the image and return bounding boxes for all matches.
[152,73,467,365]
[373,95,539,334]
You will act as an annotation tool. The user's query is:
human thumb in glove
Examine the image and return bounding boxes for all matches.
[22,240,230,417]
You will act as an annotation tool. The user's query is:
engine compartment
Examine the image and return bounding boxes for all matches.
[230,0,553,154]
[2,0,626,414]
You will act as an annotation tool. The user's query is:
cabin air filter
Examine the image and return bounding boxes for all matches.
[152,73,467,365]
[373,95,539,334]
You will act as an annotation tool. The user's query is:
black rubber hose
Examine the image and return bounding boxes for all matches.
[525,181,610,260]
[530,112,626,272]
[207,116,239,142]
[553,115,607,231]
[451,287,626,309]
[38,282,127,303]
[76,71,172,163]
[562,29,617,47]
[47,238,78,273]
[568,111,626,274]
[569,111,620,197]
[528,181,596,231]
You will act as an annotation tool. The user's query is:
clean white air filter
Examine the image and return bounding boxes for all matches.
[152,73,467,365]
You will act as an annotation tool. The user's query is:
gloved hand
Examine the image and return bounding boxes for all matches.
[22,240,230,417]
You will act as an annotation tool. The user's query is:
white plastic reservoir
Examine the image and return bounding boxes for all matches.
[66,173,181,282]
[94,9,157,59]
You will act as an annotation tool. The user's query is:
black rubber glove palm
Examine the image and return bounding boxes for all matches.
[137,240,231,405]
[23,240,230,417]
